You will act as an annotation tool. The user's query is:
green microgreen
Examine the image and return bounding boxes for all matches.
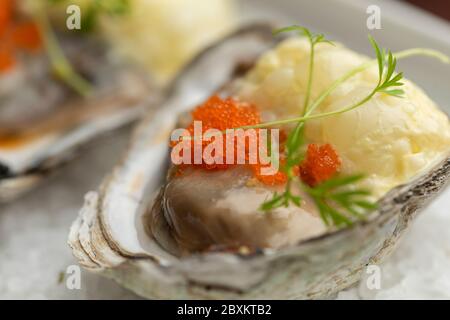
[274,26,334,113]
[79,0,130,33]
[34,6,92,97]
[303,175,377,226]
[261,26,334,213]
[34,1,130,97]
[368,35,405,97]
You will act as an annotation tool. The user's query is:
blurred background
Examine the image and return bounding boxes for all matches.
[405,0,450,21]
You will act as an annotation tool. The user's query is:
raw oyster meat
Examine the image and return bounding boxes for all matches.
[68,24,450,299]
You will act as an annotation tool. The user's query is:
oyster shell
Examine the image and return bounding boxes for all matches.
[0,35,157,202]
[68,24,450,299]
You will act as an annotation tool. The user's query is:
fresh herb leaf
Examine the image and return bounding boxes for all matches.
[81,0,130,32]
[264,26,333,212]
[303,175,377,227]
[34,6,92,97]
[274,25,334,112]
[47,0,130,32]
[368,34,385,81]
[368,36,405,98]
[258,29,404,226]
[80,3,99,33]
[274,26,333,47]
[260,190,302,211]
[99,0,130,15]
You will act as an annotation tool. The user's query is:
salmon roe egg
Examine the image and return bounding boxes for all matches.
[173,95,288,186]
[173,96,342,188]
[0,0,12,37]
[0,0,42,73]
[299,143,341,186]
[190,95,260,131]
[11,21,42,51]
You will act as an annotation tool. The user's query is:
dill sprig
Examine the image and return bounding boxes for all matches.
[35,3,92,97]
[34,1,130,97]
[260,190,302,211]
[46,0,129,32]
[262,26,334,213]
[303,175,376,227]
[78,0,130,33]
[274,26,334,113]
[369,35,405,97]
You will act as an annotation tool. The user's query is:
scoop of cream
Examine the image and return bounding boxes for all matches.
[237,38,450,197]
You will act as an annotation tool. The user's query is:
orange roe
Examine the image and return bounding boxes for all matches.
[176,95,260,170]
[0,0,12,37]
[0,48,15,71]
[11,21,42,51]
[252,162,288,186]
[299,143,341,187]
[0,0,42,73]
[190,95,260,132]
[173,95,288,186]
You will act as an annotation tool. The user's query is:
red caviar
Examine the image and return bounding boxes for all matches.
[190,95,260,132]
[0,0,12,37]
[0,48,15,71]
[179,95,260,170]
[176,95,259,169]
[11,21,41,51]
[0,0,42,73]
[252,163,288,186]
[299,143,341,186]
[173,95,288,185]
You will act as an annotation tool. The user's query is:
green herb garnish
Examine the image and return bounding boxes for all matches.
[34,6,93,97]
[262,26,334,215]
[303,175,376,227]
[34,0,130,97]
[79,0,130,33]
[274,26,334,113]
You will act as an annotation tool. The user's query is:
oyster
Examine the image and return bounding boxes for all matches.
[0,35,156,202]
[148,166,326,256]
[68,24,450,299]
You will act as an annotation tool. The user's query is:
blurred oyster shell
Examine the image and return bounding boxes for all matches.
[68,24,450,299]
[0,35,157,202]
